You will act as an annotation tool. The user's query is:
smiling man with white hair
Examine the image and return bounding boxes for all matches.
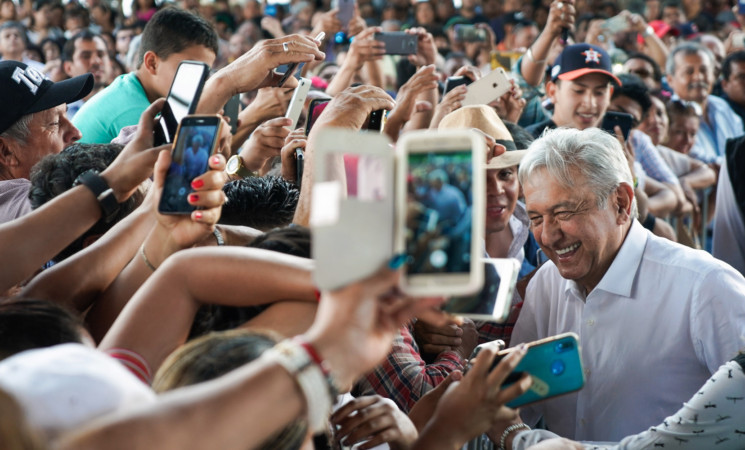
[511,126,745,442]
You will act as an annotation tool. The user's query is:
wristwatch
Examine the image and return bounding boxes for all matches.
[226,154,258,179]
[73,169,120,223]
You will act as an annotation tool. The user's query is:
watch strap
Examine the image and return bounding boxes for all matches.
[227,155,258,178]
[73,169,120,223]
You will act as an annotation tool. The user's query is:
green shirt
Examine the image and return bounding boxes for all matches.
[73,72,150,144]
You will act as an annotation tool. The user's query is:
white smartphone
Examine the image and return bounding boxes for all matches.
[442,258,519,322]
[462,67,511,107]
[395,129,485,297]
[285,77,311,130]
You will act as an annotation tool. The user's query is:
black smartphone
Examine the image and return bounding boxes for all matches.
[373,31,418,55]
[443,76,473,94]
[305,99,329,137]
[601,111,634,141]
[277,32,325,87]
[154,61,210,147]
[223,94,241,135]
[454,24,487,42]
[158,115,223,215]
[366,109,386,132]
[295,148,304,187]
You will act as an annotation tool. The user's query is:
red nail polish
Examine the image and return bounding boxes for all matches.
[189,194,199,202]
[194,211,202,220]
[211,156,220,165]
[191,179,204,189]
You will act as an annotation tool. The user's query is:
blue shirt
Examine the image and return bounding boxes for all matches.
[690,95,744,165]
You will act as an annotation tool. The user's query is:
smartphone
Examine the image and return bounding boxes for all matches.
[223,94,241,135]
[306,99,329,136]
[396,129,485,297]
[367,109,387,132]
[336,0,355,31]
[462,67,511,107]
[601,111,633,141]
[443,258,519,322]
[490,333,585,409]
[154,61,210,146]
[373,31,418,55]
[277,32,325,87]
[158,115,223,215]
[454,24,487,43]
[295,148,304,187]
[443,76,473,94]
[285,77,312,130]
[602,14,629,34]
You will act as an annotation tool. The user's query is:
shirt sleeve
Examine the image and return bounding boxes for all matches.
[358,323,464,412]
[632,130,680,186]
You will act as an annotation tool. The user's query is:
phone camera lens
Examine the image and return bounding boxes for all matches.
[555,341,573,353]
[551,360,565,376]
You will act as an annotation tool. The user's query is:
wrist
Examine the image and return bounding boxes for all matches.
[99,169,129,203]
[498,423,530,450]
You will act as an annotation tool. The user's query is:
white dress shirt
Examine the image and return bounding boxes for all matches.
[511,220,745,442]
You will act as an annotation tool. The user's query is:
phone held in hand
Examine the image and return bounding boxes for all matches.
[295,148,304,188]
[443,258,520,322]
[223,94,241,135]
[395,129,485,297]
[601,111,634,141]
[454,24,487,42]
[285,77,312,130]
[158,115,223,215]
[373,31,418,55]
[335,0,355,31]
[305,99,330,137]
[461,67,511,107]
[277,32,326,87]
[154,61,210,147]
[443,76,473,94]
[366,109,387,132]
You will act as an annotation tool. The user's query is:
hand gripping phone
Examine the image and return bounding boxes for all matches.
[461,67,511,107]
[154,61,210,147]
[373,31,418,55]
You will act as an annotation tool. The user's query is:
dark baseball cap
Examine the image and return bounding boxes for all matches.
[0,61,93,134]
[549,43,621,86]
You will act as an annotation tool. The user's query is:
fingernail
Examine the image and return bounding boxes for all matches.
[189,194,199,202]
[211,156,221,165]
[388,253,406,269]
[194,211,203,220]
[191,179,204,189]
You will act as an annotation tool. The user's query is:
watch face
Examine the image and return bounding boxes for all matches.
[226,155,240,174]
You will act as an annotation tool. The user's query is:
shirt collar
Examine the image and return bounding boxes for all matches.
[562,219,647,299]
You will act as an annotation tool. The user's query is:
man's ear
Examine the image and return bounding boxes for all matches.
[0,138,19,167]
[615,182,634,224]
[142,50,159,75]
[546,80,558,103]
[62,60,74,78]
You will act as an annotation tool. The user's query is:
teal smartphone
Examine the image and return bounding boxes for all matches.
[495,333,585,408]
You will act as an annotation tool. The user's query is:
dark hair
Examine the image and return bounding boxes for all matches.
[503,121,535,150]
[662,0,682,9]
[64,5,90,28]
[61,30,102,63]
[722,50,745,81]
[625,52,662,82]
[137,7,218,68]
[0,298,85,361]
[92,2,117,28]
[248,225,311,258]
[666,98,700,123]
[612,73,653,118]
[28,143,144,262]
[219,176,299,230]
[39,36,64,56]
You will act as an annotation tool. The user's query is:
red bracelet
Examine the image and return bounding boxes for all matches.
[293,337,341,397]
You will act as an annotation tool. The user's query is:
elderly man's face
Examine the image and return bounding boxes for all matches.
[525,167,630,293]
[669,51,713,104]
[485,166,519,233]
[11,105,81,178]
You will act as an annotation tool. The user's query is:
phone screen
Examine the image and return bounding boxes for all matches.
[155,62,208,146]
[159,118,220,214]
[443,259,516,320]
[455,24,487,42]
[306,100,329,136]
[405,151,473,275]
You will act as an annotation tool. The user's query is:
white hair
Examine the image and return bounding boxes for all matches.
[518,127,638,219]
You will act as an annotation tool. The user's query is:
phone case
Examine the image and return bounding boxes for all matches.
[374,32,418,55]
[443,258,520,322]
[336,0,355,29]
[395,129,486,297]
[285,78,311,130]
[601,111,633,141]
[224,95,241,135]
[311,129,394,290]
[444,76,473,94]
[154,60,210,146]
[500,333,585,408]
[306,99,330,136]
[462,68,511,107]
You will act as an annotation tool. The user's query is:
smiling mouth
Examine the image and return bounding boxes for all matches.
[555,242,580,256]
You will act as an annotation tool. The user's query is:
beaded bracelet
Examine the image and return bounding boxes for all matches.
[499,423,531,450]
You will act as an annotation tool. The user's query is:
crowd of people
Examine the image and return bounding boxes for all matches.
[1,0,745,448]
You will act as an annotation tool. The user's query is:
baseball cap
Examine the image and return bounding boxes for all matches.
[0,344,155,438]
[438,105,527,169]
[0,60,93,134]
[739,0,745,15]
[677,22,700,40]
[550,43,621,86]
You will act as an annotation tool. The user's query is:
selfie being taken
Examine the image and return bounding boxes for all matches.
[1,0,745,449]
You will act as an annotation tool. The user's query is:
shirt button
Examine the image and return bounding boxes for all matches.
[586,319,595,326]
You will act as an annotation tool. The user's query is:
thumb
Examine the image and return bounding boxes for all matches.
[433,370,463,395]
[152,149,171,191]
